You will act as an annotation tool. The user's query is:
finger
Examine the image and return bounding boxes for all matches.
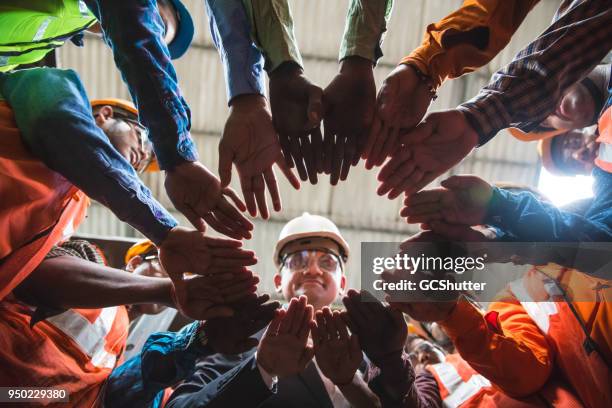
[377,147,411,182]
[299,346,315,368]
[440,175,474,191]
[289,296,307,335]
[298,304,314,341]
[275,153,300,190]
[203,213,243,240]
[306,86,324,129]
[266,309,285,337]
[252,175,268,219]
[331,134,344,185]
[211,256,258,268]
[363,114,382,163]
[278,134,295,169]
[349,333,361,360]
[216,199,254,238]
[263,169,281,213]
[301,135,318,184]
[354,127,368,165]
[404,170,439,197]
[180,205,207,232]
[323,126,334,174]
[377,124,400,167]
[222,186,247,213]
[310,320,321,348]
[218,142,234,188]
[334,311,348,341]
[314,311,327,342]
[290,135,308,181]
[310,127,324,174]
[367,120,387,169]
[340,136,353,182]
[278,298,299,334]
[403,189,445,207]
[240,175,257,218]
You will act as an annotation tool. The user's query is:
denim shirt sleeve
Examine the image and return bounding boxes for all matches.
[104,321,213,408]
[484,181,612,242]
[205,0,266,104]
[84,0,197,170]
[0,68,177,245]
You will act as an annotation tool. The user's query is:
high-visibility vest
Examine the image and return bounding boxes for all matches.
[508,267,611,408]
[0,99,129,406]
[0,0,96,72]
[0,300,129,407]
[428,353,582,408]
[594,72,612,172]
[0,100,90,299]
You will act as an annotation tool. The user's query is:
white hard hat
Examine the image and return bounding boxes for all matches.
[273,212,350,266]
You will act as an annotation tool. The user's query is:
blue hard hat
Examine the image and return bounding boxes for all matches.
[167,0,194,60]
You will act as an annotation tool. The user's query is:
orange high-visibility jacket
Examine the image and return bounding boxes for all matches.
[440,265,611,408]
[594,86,612,172]
[0,100,129,407]
[400,0,540,88]
[428,352,583,407]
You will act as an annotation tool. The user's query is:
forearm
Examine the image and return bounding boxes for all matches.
[242,0,303,72]
[339,0,393,64]
[84,0,197,169]
[440,299,552,397]
[338,374,381,408]
[401,0,538,88]
[14,256,173,310]
[205,0,266,103]
[457,0,612,144]
[485,187,612,242]
[0,68,177,244]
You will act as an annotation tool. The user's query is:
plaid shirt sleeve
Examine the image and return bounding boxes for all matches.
[458,0,612,146]
[84,0,197,170]
[339,0,393,65]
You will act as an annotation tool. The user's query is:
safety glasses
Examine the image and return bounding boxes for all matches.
[280,248,343,275]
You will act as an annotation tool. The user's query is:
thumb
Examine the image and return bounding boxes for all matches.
[305,86,323,129]
[440,175,474,191]
[181,205,207,232]
[218,143,234,188]
[378,77,399,122]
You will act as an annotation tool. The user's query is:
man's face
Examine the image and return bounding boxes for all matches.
[406,337,445,369]
[274,237,346,311]
[551,126,599,175]
[87,1,178,45]
[541,82,596,131]
[94,105,153,172]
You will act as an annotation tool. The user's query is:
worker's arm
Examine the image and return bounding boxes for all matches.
[105,321,216,408]
[339,0,393,64]
[440,299,553,397]
[401,0,539,89]
[205,0,266,104]
[83,0,196,170]
[241,0,303,72]
[0,68,177,245]
[13,255,173,311]
[366,353,442,407]
[457,0,612,145]
[485,170,612,242]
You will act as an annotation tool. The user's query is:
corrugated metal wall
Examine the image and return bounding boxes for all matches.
[58,0,558,293]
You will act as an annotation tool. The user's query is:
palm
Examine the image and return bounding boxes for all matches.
[379,64,431,130]
[259,334,309,377]
[315,339,360,384]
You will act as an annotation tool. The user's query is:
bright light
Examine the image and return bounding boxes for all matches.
[537,167,594,206]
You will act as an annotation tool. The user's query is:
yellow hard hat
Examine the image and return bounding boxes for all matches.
[509,127,566,142]
[124,239,157,265]
[90,98,159,173]
[537,137,566,176]
[273,212,349,266]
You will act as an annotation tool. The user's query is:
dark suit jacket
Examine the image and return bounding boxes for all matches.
[166,350,335,408]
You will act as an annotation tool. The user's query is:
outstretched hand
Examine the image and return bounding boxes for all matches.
[219,94,300,219]
[165,161,253,239]
[269,62,324,185]
[377,110,478,199]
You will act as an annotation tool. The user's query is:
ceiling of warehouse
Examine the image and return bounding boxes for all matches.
[59,0,559,292]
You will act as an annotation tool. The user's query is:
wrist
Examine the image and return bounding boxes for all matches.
[269,61,302,79]
[339,56,374,74]
[402,63,437,101]
[229,93,268,111]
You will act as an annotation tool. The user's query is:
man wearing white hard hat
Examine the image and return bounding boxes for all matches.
[168,213,385,408]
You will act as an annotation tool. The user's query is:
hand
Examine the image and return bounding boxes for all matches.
[421,222,498,242]
[377,110,478,198]
[204,294,280,354]
[219,94,300,219]
[401,175,493,225]
[165,161,254,239]
[171,269,259,320]
[363,64,433,169]
[341,290,406,367]
[269,62,324,184]
[159,227,257,281]
[311,307,362,386]
[257,296,315,378]
[382,267,458,323]
[322,56,375,184]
